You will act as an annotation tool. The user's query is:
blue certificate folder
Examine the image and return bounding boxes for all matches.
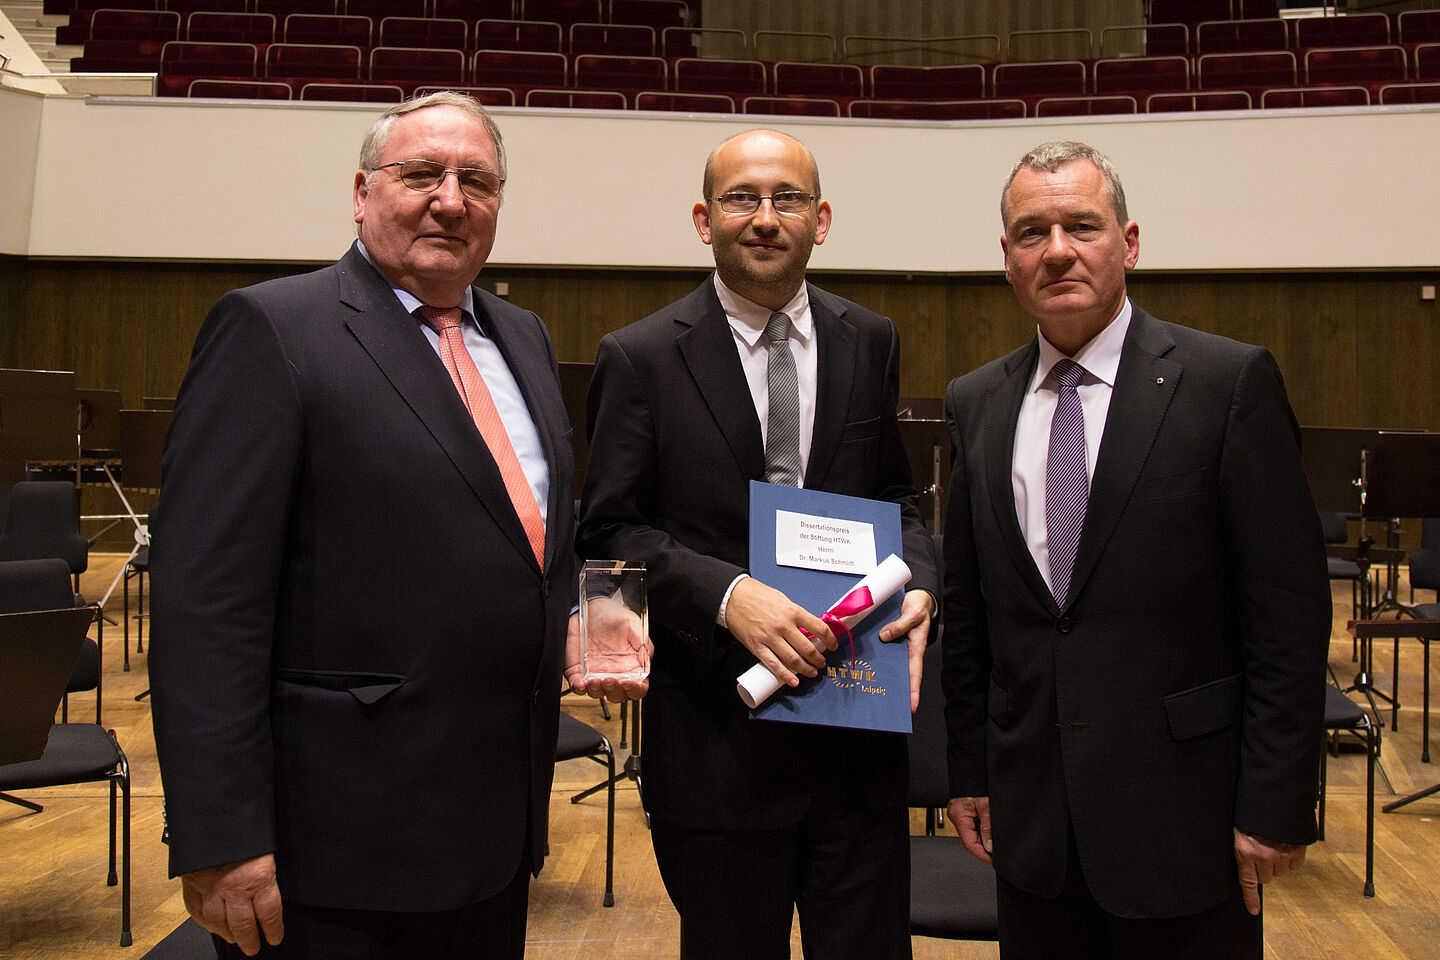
[746,480,911,733]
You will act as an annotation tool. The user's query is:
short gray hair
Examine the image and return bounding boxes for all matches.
[359,91,507,186]
[1001,140,1127,228]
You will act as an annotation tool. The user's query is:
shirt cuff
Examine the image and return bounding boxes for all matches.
[716,574,749,627]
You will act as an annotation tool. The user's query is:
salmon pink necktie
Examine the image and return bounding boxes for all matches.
[419,305,546,567]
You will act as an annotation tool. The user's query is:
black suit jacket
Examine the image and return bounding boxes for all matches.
[577,277,938,830]
[942,306,1330,918]
[149,243,576,912]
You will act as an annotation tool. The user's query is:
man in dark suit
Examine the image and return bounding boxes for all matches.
[577,129,938,959]
[149,93,622,959]
[942,140,1330,958]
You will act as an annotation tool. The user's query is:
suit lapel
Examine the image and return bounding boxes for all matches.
[474,292,569,574]
[675,280,766,481]
[335,245,541,572]
[804,285,855,490]
[1067,308,1181,607]
[987,340,1056,608]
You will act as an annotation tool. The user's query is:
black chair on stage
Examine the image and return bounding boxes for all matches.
[0,482,104,722]
[1319,684,1377,898]
[554,710,616,907]
[0,558,103,723]
[0,480,89,598]
[1321,511,1366,624]
[0,605,131,947]
[907,605,999,942]
[1404,518,1439,607]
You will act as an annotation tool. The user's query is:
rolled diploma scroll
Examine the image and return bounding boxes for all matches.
[737,553,912,709]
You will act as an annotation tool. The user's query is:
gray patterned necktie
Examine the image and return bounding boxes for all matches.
[764,311,802,487]
[1046,358,1089,604]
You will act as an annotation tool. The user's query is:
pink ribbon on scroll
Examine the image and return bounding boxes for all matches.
[801,584,874,664]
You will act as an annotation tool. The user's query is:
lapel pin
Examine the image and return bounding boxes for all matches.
[1156,377,1165,385]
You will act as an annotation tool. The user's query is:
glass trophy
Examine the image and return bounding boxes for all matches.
[579,560,650,682]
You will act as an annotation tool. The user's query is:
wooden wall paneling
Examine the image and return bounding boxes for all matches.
[2,259,1438,447]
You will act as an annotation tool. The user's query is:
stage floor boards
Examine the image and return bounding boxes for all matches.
[1,555,1438,958]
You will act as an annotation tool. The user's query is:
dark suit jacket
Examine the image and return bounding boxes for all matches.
[149,243,576,912]
[576,277,938,830]
[941,306,1329,918]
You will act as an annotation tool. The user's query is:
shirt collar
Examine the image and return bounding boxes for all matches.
[357,240,478,327]
[1034,297,1132,390]
[712,272,812,349]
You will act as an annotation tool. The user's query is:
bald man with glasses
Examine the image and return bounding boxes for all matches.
[578,128,937,960]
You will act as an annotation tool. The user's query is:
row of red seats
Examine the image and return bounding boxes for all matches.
[48,0,686,29]
[71,42,1440,105]
[60,10,698,56]
[172,79,1440,116]
[1130,11,1440,58]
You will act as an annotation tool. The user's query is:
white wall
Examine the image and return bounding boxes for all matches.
[5,89,1439,272]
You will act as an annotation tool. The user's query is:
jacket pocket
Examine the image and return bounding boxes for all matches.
[1162,672,1241,741]
[273,668,406,706]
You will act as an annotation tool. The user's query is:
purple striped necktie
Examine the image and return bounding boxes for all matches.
[1046,358,1089,605]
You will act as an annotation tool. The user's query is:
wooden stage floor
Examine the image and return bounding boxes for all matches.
[1,555,1438,958]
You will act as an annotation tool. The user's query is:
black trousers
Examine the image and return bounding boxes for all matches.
[995,835,1261,960]
[212,858,530,960]
[650,803,911,960]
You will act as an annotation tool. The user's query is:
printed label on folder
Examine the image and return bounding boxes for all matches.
[775,510,876,575]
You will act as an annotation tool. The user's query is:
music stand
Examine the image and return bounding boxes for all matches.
[898,419,950,533]
[106,410,170,680]
[0,606,95,766]
[0,368,79,478]
[1362,431,1437,617]
[78,389,122,459]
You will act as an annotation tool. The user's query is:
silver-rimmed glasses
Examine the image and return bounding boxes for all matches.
[372,159,504,202]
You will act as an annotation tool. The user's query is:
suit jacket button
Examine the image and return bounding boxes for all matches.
[1057,617,1073,634]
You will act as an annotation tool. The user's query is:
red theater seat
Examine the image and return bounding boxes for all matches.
[524,88,626,108]
[869,63,985,100]
[474,18,563,53]
[635,91,736,113]
[414,83,516,105]
[1304,45,1407,94]
[1195,17,1288,54]
[186,12,276,44]
[471,48,566,92]
[1145,89,1251,112]
[1035,94,1137,117]
[610,0,685,31]
[1261,85,1370,108]
[742,95,841,118]
[1293,12,1390,49]
[992,59,1087,100]
[1196,50,1297,95]
[282,13,370,46]
[848,97,1025,120]
[378,17,468,51]
[1399,10,1440,44]
[519,0,601,29]
[264,42,363,81]
[673,57,766,96]
[300,81,406,103]
[187,78,292,99]
[772,61,864,99]
[370,46,467,91]
[1379,81,1440,104]
[1092,55,1189,94]
[570,22,656,57]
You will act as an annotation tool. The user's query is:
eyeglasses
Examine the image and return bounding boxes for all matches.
[708,191,817,215]
[372,159,504,202]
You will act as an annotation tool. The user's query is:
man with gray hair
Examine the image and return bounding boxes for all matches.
[941,140,1329,958]
[150,92,633,959]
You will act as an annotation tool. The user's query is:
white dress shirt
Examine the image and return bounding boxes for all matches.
[713,274,820,625]
[713,273,819,478]
[1012,298,1132,597]
[359,243,550,528]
